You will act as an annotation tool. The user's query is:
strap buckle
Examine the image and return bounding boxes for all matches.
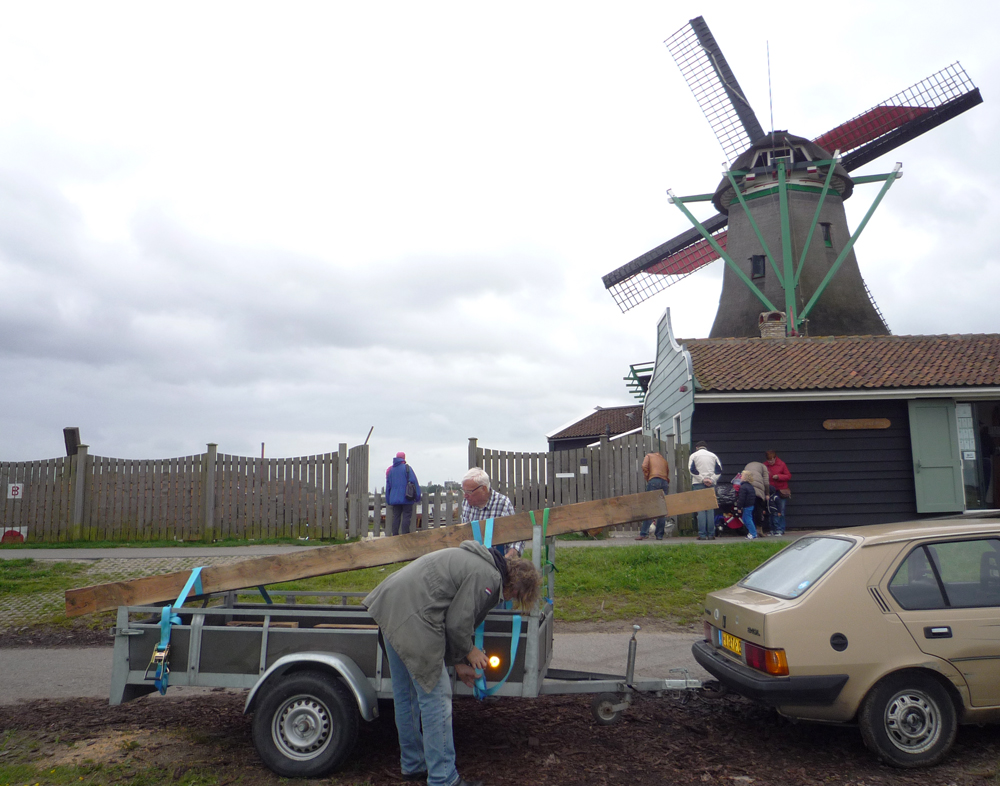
[144,645,170,682]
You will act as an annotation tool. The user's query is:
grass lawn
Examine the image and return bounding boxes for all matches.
[1,541,789,629]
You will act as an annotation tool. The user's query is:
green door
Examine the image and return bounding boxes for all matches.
[908,399,965,513]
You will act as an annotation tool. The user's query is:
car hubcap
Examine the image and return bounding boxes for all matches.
[273,696,333,761]
[884,690,940,754]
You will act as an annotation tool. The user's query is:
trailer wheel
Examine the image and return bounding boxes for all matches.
[591,693,624,725]
[252,671,359,777]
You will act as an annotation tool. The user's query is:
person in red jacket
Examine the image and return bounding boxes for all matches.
[764,450,791,536]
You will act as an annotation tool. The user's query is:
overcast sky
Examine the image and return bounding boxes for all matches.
[1,1,997,487]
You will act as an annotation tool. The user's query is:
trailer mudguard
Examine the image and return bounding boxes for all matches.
[244,652,378,721]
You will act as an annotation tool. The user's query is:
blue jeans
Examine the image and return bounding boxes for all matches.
[771,496,786,534]
[384,640,459,786]
[640,477,669,538]
[697,509,715,539]
[741,504,758,538]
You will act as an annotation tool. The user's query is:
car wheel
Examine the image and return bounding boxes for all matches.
[251,671,359,777]
[858,671,957,768]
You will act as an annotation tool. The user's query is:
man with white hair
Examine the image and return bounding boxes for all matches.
[460,468,523,557]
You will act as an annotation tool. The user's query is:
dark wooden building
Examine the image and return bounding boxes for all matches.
[641,311,1000,530]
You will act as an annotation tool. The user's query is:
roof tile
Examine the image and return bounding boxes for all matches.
[687,334,1000,392]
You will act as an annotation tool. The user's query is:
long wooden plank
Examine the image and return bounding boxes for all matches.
[65,487,717,617]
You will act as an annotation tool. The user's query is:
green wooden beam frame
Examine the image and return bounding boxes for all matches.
[796,164,903,329]
[666,190,778,313]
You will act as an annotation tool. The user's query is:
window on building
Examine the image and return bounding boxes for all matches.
[820,223,833,248]
[751,254,766,279]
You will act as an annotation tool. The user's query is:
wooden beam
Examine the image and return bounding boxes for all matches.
[65,488,716,617]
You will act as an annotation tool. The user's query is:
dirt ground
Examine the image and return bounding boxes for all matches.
[2,621,999,784]
[3,678,1000,785]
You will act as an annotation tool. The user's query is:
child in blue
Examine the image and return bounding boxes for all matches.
[734,470,758,539]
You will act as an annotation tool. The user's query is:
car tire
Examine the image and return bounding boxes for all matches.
[251,671,359,777]
[858,671,957,768]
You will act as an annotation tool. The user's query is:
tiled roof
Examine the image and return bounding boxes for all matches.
[549,405,643,440]
[686,334,1000,392]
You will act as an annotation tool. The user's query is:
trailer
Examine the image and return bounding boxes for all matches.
[108,526,707,778]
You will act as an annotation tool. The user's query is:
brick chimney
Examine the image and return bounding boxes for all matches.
[758,311,787,338]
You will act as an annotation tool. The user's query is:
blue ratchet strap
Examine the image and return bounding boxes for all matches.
[474,613,521,699]
[469,519,494,698]
[151,566,204,695]
[528,508,556,606]
[468,520,523,699]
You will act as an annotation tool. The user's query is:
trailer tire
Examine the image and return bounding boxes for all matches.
[591,693,624,725]
[252,671,359,777]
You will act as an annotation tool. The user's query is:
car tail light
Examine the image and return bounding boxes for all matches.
[703,621,714,642]
[744,642,789,676]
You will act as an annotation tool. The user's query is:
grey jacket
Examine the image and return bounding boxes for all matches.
[363,541,502,692]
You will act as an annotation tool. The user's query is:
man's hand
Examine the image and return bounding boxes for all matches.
[456,663,477,687]
[466,647,488,670]
[702,478,714,486]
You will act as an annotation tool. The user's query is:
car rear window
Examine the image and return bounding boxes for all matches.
[740,536,854,598]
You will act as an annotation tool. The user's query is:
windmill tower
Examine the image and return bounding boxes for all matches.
[603,17,982,338]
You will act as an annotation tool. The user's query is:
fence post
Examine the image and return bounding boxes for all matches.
[71,444,89,541]
[337,443,348,538]
[468,438,478,470]
[203,443,217,542]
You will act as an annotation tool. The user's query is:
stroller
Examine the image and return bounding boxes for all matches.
[713,482,747,537]
[713,480,781,537]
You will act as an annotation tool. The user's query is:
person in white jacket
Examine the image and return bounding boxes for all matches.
[689,442,722,540]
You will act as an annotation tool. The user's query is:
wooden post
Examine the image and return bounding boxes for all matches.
[337,443,348,539]
[203,443,217,542]
[71,445,88,542]
[468,437,478,470]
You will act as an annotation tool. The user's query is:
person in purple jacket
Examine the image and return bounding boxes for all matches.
[386,451,421,535]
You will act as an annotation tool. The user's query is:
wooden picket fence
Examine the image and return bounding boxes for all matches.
[468,432,678,534]
[0,443,369,543]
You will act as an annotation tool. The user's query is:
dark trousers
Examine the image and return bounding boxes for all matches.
[639,477,669,538]
[390,504,414,536]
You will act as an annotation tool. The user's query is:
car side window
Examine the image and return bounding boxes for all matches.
[889,539,1000,610]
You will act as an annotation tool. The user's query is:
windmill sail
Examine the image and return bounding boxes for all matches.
[816,63,981,171]
[665,16,765,164]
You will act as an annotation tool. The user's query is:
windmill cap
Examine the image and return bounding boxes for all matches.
[712,131,853,215]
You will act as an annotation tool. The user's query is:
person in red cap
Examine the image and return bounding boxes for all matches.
[386,452,421,535]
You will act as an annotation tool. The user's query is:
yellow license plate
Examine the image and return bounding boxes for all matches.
[721,631,742,656]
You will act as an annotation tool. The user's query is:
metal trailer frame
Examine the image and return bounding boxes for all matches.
[109,525,705,771]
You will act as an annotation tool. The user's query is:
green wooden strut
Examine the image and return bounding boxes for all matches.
[666,190,778,313]
[796,164,902,331]
[794,151,841,289]
[776,159,797,333]
[725,170,784,284]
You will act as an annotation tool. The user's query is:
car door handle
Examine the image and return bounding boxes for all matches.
[924,626,952,639]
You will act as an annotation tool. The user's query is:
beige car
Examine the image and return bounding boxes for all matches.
[693,517,1000,768]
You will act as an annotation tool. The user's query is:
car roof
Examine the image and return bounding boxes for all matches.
[807,514,1000,548]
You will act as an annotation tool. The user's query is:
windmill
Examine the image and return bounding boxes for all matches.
[603,16,982,338]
